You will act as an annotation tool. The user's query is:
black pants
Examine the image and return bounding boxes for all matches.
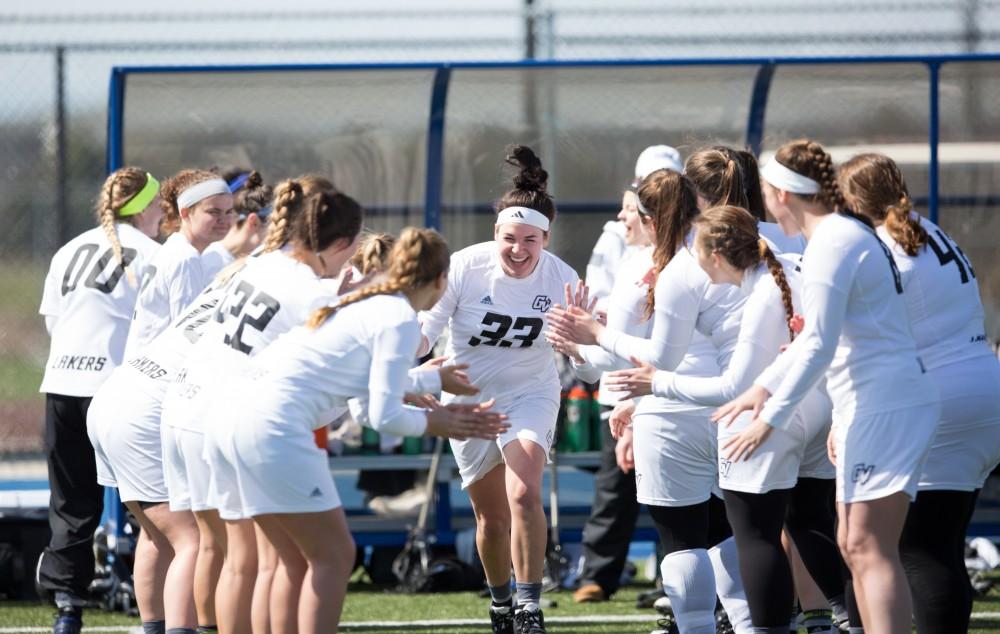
[900,489,979,634]
[784,478,849,606]
[647,494,732,554]
[36,394,103,602]
[577,409,640,595]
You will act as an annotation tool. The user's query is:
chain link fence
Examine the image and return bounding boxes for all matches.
[1,1,998,456]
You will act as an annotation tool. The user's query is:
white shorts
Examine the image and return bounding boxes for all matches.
[796,387,835,481]
[87,373,168,504]
[632,410,717,507]
[213,408,341,518]
[203,424,245,521]
[450,394,558,488]
[835,401,940,503]
[919,356,1000,491]
[162,425,213,512]
[717,410,805,495]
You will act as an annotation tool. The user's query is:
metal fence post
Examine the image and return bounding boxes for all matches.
[928,61,940,224]
[424,66,451,231]
[54,45,68,248]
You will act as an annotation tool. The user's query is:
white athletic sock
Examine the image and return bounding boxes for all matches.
[660,549,717,634]
[708,537,753,634]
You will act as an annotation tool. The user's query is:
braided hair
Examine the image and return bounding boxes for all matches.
[838,153,928,256]
[350,232,397,276]
[307,228,450,328]
[773,139,873,229]
[694,205,796,341]
[261,175,342,254]
[95,167,151,284]
[636,169,700,318]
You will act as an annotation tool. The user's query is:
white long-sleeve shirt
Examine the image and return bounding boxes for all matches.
[585,220,630,316]
[39,224,160,396]
[877,215,992,370]
[653,256,800,406]
[230,293,429,437]
[756,213,935,429]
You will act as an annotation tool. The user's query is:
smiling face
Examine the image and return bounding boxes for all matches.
[182,192,236,250]
[618,190,648,247]
[494,222,546,278]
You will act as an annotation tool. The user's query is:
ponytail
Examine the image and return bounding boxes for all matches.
[637,170,699,318]
[262,179,304,253]
[306,280,404,329]
[94,167,150,284]
[884,195,927,256]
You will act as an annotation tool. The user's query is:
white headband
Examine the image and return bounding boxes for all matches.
[759,160,821,195]
[177,179,230,210]
[495,206,550,232]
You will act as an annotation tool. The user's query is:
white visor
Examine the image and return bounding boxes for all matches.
[495,206,550,232]
[177,179,231,210]
[759,160,821,195]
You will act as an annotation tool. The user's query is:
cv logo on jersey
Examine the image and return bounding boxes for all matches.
[851,463,875,485]
[532,295,552,312]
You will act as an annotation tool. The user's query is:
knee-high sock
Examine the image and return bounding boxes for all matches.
[660,549,716,634]
[709,536,753,634]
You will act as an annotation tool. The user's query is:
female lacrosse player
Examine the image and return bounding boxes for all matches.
[202,227,507,634]
[419,146,588,634]
[715,139,940,634]
[38,167,162,633]
[840,153,1000,633]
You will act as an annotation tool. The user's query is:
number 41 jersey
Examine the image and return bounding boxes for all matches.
[40,224,160,397]
[420,241,580,407]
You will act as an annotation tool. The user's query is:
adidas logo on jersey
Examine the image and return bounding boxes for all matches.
[480,295,494,305]
[309,487,323,498]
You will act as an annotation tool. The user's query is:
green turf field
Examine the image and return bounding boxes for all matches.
[3,582,1000,633]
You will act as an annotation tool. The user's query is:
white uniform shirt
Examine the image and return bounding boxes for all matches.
[234,293,429,436]
[576,247,718,410]
[124,233,217,358]
[585,220,630,316]
[759,221,807,256]
[654,255,800,406]
[39,224,160,396]
[878,216,992,370]
[597,235,746,374]
[420,241,580,407]
[757,213,934,429]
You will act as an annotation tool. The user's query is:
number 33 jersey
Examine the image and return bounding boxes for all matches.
[420,241,580,407]
[40,224,160,396]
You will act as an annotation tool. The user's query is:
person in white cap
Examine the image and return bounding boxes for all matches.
[573,146,682,606]
[420,145,592,634]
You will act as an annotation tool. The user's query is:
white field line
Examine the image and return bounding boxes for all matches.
[3,611,1000,632]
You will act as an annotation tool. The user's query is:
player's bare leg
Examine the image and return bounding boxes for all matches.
[216,519,256,634]
[192,509,226,630]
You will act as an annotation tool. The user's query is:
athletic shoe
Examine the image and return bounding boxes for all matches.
[52,606,83,634]
[636,587,665,609]
[649,613,679,634]
[514,604,546,634]
[489,601,515,634]
[572,582,607,603]
[652,594,672,615]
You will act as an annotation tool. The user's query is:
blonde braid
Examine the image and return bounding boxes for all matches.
[261,179,303,253]
[758,240,796,341]
[307,281,404,329]
[95,168,147,284]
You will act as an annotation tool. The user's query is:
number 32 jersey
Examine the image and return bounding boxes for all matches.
[420,241,580,407]
[40,224,160,396]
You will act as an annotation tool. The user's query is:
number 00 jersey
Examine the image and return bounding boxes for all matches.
[420,241,580,406]
[39,224,160,396]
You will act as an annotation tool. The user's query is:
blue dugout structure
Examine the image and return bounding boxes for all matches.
[105,54,1000,545]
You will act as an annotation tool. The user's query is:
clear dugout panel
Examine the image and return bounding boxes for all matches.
[440,64,759,272]
[122,68,436,235]
[760,62,931,201]
[939,61,1000,340]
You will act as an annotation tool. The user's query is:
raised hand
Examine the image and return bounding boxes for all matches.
[546,304,602,346]
[545,329,584,364]
[425,398,509,441]
[605,357,656,399]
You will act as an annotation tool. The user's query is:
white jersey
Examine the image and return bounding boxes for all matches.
[221,293,429,437]
[759,221,806,256]
[420,241,580,407]
[39,224,160,396]
[585,220,630,315]
[124,232,221,358]
[576,247,718,411]
[597,234,746,374]
[877,215,992,370]
[757,213,936,429]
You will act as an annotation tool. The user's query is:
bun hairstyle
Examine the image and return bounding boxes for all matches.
[233,170,273,223]
[307,227,450,329]
[685,146,767,221]
[694,205,797,341]
[350,232,397,276]
[159,168,223,236]
[496,144,556,223]
[838,153,928,256]
[636,169,700,318]
[95,167,153,283]
[261,175,338,253]
[772,138,873,229]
